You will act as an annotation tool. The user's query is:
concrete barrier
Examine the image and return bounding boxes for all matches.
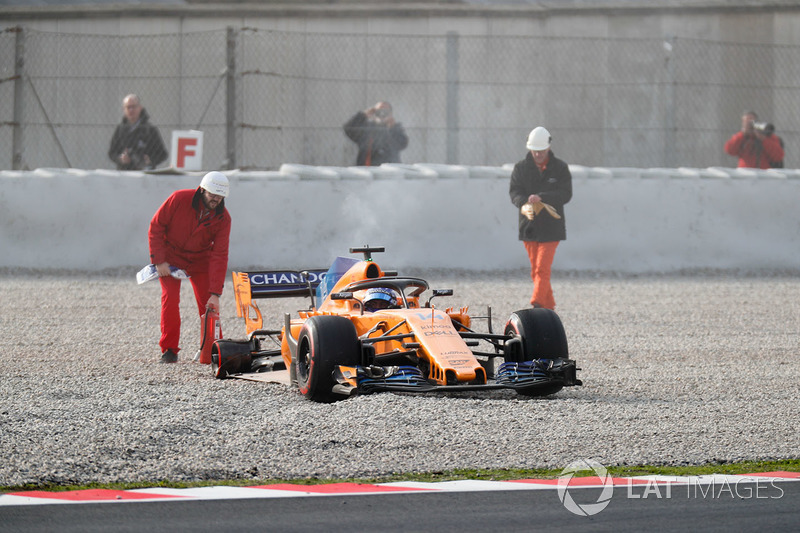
[1,165,798,273]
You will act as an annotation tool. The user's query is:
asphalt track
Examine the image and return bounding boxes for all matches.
[2,475,799,532]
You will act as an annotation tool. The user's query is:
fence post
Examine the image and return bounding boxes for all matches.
[663,35,676,168]
[446,31,459,165]
[12,26,24,170]
[225,27,236,170]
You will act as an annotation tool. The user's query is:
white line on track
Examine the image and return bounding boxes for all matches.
[1,472,797,506]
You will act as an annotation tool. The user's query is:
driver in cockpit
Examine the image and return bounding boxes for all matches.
[363,287,401,312]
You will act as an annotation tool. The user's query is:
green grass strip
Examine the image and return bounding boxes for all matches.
[2,458,798,493]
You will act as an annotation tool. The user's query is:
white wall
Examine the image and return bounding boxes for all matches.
[4,4,800,44]
[2,165,798,273]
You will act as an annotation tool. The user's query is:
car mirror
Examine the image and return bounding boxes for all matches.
[425,288,453,307]
[331,292,354,300]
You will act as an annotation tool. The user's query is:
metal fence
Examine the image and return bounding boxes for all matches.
[1,25,798,171]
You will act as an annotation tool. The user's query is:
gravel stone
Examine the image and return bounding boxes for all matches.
[1,269,798,486]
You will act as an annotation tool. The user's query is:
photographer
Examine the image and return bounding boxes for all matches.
[344,101,409,166]
[724,110,784,169]
[108,94,168,171]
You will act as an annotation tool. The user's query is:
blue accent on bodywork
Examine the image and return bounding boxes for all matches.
[316,256,360,303]
[357,366,428,392]
[496,360,551,384]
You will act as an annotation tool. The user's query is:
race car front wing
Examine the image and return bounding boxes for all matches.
[332,358,582,397]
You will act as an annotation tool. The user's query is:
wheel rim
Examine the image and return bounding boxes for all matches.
[297,340,311,382]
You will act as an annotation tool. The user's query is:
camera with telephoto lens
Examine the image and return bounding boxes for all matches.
[752,121,776,136]
[129,151,145,169]
[128,146,153,170]
[375,107,390,119]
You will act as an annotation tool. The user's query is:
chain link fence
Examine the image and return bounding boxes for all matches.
[1,25,798,171]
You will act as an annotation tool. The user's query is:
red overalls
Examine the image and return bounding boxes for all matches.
[148,188,231,354]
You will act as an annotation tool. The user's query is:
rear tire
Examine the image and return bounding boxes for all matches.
[295,316,360,402]
[211,339,254,379]
[504,308,569,396]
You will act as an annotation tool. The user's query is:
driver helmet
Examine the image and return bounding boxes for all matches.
[363,287,400,312]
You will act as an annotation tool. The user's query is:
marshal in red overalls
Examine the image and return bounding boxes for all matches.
[148,172,232,363]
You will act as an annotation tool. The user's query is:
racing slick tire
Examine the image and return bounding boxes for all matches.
[295,315,360,403]
[504,308,569,397]
[211,339,255,379]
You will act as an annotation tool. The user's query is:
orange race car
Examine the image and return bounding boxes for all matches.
[212,246,582,402]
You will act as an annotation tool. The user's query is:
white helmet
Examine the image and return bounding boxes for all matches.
[199,171,229,198]
[526,127,551,151]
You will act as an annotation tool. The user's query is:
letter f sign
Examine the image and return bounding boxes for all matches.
[170,130,204,171]
[177,137,197,168]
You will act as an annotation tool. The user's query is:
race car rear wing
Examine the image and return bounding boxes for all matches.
[232,269,326,334]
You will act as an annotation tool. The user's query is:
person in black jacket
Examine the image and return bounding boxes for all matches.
[509,126,572,310]
[344,101,409,166]
[108,94,168,170]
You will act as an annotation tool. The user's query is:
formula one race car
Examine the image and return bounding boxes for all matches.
[212,247,581,402]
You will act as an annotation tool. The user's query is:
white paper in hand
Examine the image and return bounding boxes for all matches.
[136,264,190,284]
[136,264,158,284]
[170,267,190,280]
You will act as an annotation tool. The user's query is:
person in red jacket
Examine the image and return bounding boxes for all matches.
[724,111,784,169]
[148,172,232,363]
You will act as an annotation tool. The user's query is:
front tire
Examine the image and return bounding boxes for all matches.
[505,308,568,361]
[504,308,569,396]
[295,316,360,402]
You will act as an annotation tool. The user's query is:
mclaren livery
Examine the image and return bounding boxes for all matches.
[213,247,582,402]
